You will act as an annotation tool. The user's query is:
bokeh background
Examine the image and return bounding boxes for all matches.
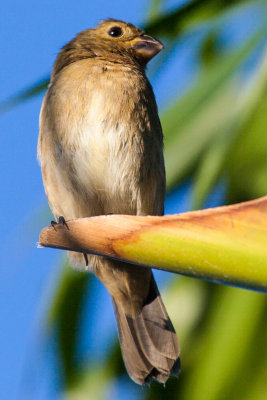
[1,1,267,399]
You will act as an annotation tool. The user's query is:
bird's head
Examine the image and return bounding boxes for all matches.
[53,19,164,76]
[89,19,164,64]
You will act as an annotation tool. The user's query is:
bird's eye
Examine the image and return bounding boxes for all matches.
[108,26,123,38]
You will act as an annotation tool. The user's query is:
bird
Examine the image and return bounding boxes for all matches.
[38,18,180,385]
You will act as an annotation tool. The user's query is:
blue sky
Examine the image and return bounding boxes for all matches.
[0,1,264,399]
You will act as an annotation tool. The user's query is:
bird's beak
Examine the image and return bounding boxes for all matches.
[130,34,164,62]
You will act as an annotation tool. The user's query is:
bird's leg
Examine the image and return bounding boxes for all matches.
[50,216,69,231]
[83,253,89,266]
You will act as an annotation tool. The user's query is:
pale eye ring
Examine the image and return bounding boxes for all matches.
[108,26,123,38]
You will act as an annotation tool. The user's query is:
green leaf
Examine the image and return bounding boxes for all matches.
[162,29,265,189]
[226,52,267,202]
[179,287,266,400]
[192,133,229,210]
[144,0,252,38]
[192,46,267,209]
[47,261,91,386]
[65,339,124,399]
[146,0,164,22]
[0,77,49,114]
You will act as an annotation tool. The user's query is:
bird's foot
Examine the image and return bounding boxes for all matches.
[51,216,69,231]
[58,216,69,229]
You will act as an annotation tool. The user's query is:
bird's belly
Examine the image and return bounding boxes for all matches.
[48,118,145,218]
[74,123,143,215]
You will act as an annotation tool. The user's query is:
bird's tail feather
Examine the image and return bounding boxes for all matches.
[112,276,180,385]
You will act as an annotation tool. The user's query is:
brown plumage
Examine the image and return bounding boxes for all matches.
[38,19,180,384]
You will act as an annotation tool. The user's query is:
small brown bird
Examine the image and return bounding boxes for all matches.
[38,19,180,384]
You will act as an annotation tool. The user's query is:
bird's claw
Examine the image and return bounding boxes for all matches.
[50,216,69,231]
[58,216,70,230]
[51,220,58,231]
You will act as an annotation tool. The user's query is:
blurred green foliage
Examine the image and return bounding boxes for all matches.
[3,0,267,398]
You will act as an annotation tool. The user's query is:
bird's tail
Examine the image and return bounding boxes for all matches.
[112,275,180,385]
